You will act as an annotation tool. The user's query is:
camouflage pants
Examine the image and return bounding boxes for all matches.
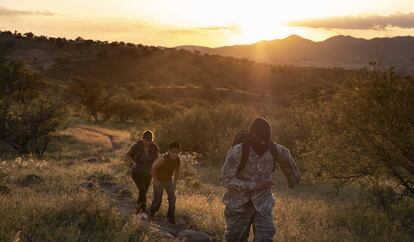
[224,201,275,242]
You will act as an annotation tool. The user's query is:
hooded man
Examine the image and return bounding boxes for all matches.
[220,117,300,242]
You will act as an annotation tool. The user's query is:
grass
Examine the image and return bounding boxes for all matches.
[0,124,413,242]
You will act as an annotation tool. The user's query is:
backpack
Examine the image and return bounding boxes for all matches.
[232,130,301,187]
[232,129,278,173]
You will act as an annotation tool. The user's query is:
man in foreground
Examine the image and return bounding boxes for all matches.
[220,117,300,241]
[149,141,181,224]
[125,130,159,219]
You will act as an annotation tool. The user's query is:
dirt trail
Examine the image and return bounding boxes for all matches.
[69,124,131,151]
[73,126,117,150]
[73,125,212,241]
[79,176,212,241]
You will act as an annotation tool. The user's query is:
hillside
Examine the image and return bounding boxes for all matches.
[0,31,353,100]
[178,35,414,73]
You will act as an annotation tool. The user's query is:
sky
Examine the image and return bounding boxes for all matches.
[0,0,414,47]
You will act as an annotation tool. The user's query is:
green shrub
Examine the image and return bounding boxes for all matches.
[157,102,255,164]
[143,100,185,121]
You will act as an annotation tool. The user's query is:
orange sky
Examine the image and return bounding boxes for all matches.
[0,0,414,47]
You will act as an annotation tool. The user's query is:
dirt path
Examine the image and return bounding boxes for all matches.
[79,175,212,241]
[73,126,117,150]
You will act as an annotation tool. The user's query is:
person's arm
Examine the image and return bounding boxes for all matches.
[173,165,180,186]
[220,145,256,192]
[220,145,275,192]
[276,144,301,188]
[124,144,137,169]
[151,156,165,181]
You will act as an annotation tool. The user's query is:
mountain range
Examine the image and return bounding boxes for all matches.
[178,35,414,72]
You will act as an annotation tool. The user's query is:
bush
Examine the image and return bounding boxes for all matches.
[157,102,255,164]
[143,100,185,121]
[103,96,152,123]
[303,64,414,199]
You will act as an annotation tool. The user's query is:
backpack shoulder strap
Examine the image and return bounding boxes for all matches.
[269,142,279,172]
[237,141,251,173]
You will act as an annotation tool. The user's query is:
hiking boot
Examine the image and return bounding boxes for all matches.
[136,212,148,221]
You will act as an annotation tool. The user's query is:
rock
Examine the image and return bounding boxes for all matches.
[65,160,75,167]
[86,173,114,185]
[21,174,43,187]
[117,188,133,200]
[83,156,110,163]
[0,185,11,195]
[83,157,101,163]
[177,230,212,242]
[78,182,95,192]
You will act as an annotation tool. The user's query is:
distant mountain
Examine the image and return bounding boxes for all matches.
[0,30,354,99]
[177,35,414,72]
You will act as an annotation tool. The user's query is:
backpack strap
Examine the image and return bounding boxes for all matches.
[268,142,279,172]
[237,141,279,173]
[237,140,251,173]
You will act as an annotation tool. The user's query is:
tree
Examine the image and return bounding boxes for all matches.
[24,32,34,39]
[66,78,114,122]
[0,59,67,157]
[304,64,414,198]
[103,96,151,123]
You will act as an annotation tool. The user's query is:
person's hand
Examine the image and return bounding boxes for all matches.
[254,180,275,191]
[129,162,137,169]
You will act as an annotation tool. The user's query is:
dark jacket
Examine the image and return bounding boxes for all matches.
[126,140,159,175]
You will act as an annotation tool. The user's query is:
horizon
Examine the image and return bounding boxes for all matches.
[0,0,414,47]
[3,30,413,49]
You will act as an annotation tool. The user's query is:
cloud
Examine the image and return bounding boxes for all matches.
[0,6,57,16]
[165,25,240,34]
[289,12,414,30]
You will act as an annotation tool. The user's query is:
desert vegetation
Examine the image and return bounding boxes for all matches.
[0,32,413,241]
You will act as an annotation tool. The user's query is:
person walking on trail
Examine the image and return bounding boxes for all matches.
[125,130,159,219]
[220,117,301,242]
[149,141,181,224]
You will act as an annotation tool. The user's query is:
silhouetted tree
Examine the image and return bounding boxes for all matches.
[103,95,151,123]
[0,59,67,157]
[24,32,34,39]
[66,78,114,122]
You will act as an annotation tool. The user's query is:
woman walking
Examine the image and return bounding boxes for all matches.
[125,130,159,219]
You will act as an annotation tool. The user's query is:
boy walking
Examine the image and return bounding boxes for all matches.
[149,141,181,224]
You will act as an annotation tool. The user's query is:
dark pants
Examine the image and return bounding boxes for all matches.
[150,179,176,220]
[131,172,152,213]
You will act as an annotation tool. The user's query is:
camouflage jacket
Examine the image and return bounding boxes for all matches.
[220,143,297,215]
